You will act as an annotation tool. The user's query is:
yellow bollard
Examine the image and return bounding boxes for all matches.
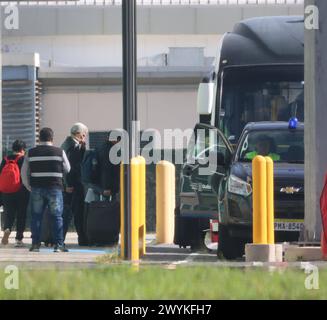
[120,163,125,259]
[120,157,147,261]
[156,161,175,244]
[265,157,275,245]
[131,157,140,261]
[138,156,146,255]
[252,156,267,244]
[247,156,277,262]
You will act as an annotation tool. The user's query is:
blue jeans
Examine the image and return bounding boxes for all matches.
[30,188,64,246]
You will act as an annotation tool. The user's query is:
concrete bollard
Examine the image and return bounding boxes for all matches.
[120,157,146,261]
[252,156,267,244]
[245,243,283,263]
[131,157,141,261]
[245,244,276,263]
[156,161,175,244]
[138,156,146,256]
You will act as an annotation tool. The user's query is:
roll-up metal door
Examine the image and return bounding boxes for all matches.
[2,66,41,154]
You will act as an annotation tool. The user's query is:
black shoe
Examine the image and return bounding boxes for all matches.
[53,244,69,253]
[29,244,40,252]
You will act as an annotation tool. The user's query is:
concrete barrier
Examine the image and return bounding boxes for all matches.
[156,160,175,244]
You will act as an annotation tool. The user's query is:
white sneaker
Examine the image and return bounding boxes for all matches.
[1,229,11,245]
[15,240,24,248]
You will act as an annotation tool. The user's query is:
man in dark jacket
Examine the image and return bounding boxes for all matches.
[0,140,29,247]
[61,122,88,245]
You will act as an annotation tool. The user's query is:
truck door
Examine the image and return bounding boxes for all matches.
[180,123,232,219]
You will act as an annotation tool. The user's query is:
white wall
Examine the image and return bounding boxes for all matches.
[42,88,198,148]
[2,35,220,67]
[5,33,213,147]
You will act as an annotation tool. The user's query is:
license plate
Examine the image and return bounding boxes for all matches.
[274,219,304,232]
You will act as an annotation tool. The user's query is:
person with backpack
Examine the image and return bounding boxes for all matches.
[0,140,29,247]
[21,128,71,252]
[83,134,121,246]
[82,134,121,200]
[81,149,100,188]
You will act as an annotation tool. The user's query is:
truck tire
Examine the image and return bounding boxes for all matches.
[190,231,206,251]
[218,224,244,260]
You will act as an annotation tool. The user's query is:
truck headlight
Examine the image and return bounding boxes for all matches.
[228,175,252,197]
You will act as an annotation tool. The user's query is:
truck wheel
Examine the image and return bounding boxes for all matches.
[190,232,206,252]
[218,224,244,260]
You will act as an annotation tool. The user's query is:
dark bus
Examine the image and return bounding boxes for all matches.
[174,16,304,251]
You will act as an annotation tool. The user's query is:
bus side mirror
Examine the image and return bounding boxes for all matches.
[197,82,214,115]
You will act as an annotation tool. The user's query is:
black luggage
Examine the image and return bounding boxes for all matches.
[40,208,55,246]
[86,197,120,246]
[174,207,207,249]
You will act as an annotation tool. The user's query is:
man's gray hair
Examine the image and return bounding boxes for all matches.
[70,122,88,135]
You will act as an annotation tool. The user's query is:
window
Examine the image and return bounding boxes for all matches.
[238,129,304,163]
[219,66,304,141]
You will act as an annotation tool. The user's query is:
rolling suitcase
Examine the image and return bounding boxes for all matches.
[86,196,120,246]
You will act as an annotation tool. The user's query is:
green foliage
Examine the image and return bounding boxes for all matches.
[0,266,326,300]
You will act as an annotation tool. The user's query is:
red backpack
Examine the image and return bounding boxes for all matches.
[0,156,22,193]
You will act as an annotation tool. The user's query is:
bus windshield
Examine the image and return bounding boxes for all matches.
[220,66,304,141]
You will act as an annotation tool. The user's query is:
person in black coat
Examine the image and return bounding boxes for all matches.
[61,122,88,245]
[0,140,29,247]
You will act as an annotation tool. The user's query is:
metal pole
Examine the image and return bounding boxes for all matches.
[122,0,137,260]
[304,0,325,242]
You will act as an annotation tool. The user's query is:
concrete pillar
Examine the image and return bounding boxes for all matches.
[304,0,327,242]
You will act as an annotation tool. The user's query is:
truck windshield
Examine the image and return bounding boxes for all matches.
[238,130,304,163]
[220,66,304,141]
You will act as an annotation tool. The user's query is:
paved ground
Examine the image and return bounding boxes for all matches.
[1,231,327,269]
[0,231,219,268]
[0,232,118,267]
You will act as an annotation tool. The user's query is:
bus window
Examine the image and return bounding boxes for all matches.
[218,67,304,141]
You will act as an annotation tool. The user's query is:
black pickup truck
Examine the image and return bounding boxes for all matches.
[213,121,304,259]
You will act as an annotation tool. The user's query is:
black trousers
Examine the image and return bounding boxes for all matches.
[2,188,30,240]
[63,183,87,244]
